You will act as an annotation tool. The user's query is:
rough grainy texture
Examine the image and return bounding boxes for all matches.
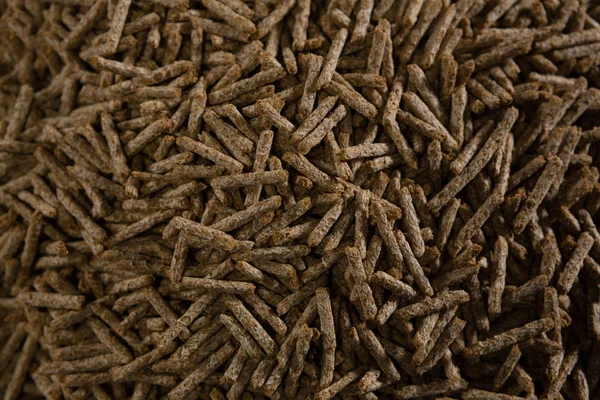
[1,0,600,399]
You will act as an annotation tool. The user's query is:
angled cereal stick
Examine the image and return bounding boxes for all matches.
[557,232,594,294]
[316,28,349,90]
[428,108,518,213]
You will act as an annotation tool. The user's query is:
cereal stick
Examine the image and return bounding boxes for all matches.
[372,271,417,300]
[219,314,264,359]
[179,278,255,294]
[397,187,425,257]
[345,246,377,321]
[356,323,401,381]
[314,368,364,400]
[350,0,374,46]
[104,210,175,247]
[400,1,442,64]
[56,188,106,243]
[124,119,173,157]
[223,294,278,356]
[177,136,243,174]
[293,95,338,144]
[462,318,554,358]
[449,191,505,256]
[242,293,287,336]
[223,348,249,384]
[492,345,521,390]
[396,231,433,297]
[420,4,457,69]
[371,201,404,271]
[284,324,313,398]
[292,0,310,51]
[5,85,34,140]
[209,67,286,104]
[282,152,344,192]
[298,104,346,155]
[316,288,336,387]
[325,78,378,120]
[428,107,517,213]
[201,0,256,34]
[557,232,594,294]
[19,210,44,282]
[166,341,235,400]
[512,155,563,234]
[255,0,296,39]
[315,28,349,91]
[104,0,131,54]
[308,198,344,247]
[87,317,133,363]
[393,290,470,322]
[417,316,466,375]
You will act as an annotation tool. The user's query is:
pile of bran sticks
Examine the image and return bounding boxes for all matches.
[1,0,600,399]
